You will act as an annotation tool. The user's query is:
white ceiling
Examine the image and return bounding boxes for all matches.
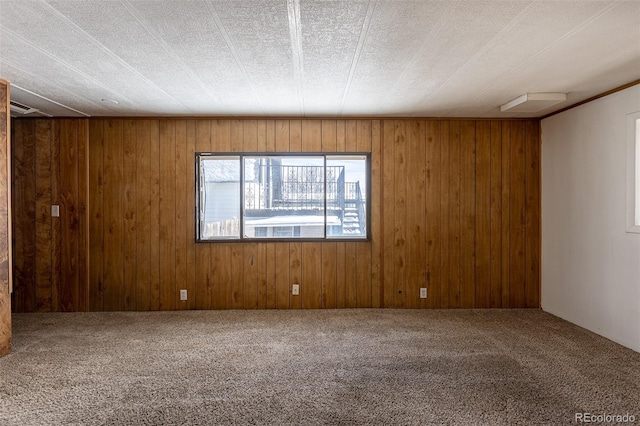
[1,0,639,118]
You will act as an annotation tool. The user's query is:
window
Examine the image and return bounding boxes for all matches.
[627,111,640,234]
[196,153,370,241]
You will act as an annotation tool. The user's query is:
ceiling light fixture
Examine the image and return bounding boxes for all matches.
[500,92,567,113]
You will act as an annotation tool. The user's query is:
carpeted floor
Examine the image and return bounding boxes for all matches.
[0,309,638,425]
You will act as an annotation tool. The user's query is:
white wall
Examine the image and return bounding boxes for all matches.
[542,85,640,352]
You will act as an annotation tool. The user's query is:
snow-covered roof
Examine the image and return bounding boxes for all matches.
[245,215,341,227]
[203,158,255,183]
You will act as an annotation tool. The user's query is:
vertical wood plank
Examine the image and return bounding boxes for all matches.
[0,81,9,353]
[174,120,189,310]
[51,121,61,311]
[243,243,259,309]
[35,120,52,311]
[12,120,36,312]
[425,120,441,309]
[459,121,476,308]
[265,242,277,309]
[122,119,137,311]
[475,121,491,308]
[289,242,302,309]
[135,120,151,311]
[448,121,461,308]
[439,121,450,309]
[501,122,511,307]
[509,121,526,308]
[89,120,104,311]
[275,242,290,309]
[370,120,382,308]
[393,120,407,308]
[159,120,176,310]
[102,120,123,311]
[524,121,541,308]
[490,121,503,308]
[406,120,425,308]
[185,120,197,309]
[301,243,321,308]
[77,120,89,312]
[149,121,161,310]
[60,120,80,311]
[381,120,395,308]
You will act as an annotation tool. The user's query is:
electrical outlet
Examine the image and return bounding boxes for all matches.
[51,205,60,217]
[420,288,427,299]
[292,284,299,296]
[180,289,187,301]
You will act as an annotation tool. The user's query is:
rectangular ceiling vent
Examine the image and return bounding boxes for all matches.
[10,100,41,115]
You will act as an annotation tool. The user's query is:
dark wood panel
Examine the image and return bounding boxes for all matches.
[12,119,36,312]
[509,121,526,308]
[475,121,491,308]
[459,121,476,308]
[392,120,407,308]
[425,121,441,308]
[159,120,176,310]
[406,120,425,308]
[148,121,161,310]
[501,122,511,308]
[12,117,541,312]
[88,120,104,311]
[122,120,137,310]
[76,120,89,312]
[489,121,503,308]
[439,121,450,309]
[525,121,541,308]
[135,120,151,311]
[102,120,124,311]
[381,121,395,308]
[35,120,52,311]
[447,121,461,308]
[174,120,188,310]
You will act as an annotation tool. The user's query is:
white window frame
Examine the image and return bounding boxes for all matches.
[626,111,640,233]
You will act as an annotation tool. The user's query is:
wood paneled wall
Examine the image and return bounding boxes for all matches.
[11,117,540,312]
[0,80,10,356]
[11,119,89,312]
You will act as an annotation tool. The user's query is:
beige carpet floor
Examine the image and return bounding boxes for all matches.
[0,309,639,425]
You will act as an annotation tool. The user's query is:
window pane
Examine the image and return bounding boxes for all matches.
[199,156,240,239]
[326,155,367,238]
[243,156,325,239]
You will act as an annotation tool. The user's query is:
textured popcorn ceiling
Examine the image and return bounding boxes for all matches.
[1,0,639,118]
